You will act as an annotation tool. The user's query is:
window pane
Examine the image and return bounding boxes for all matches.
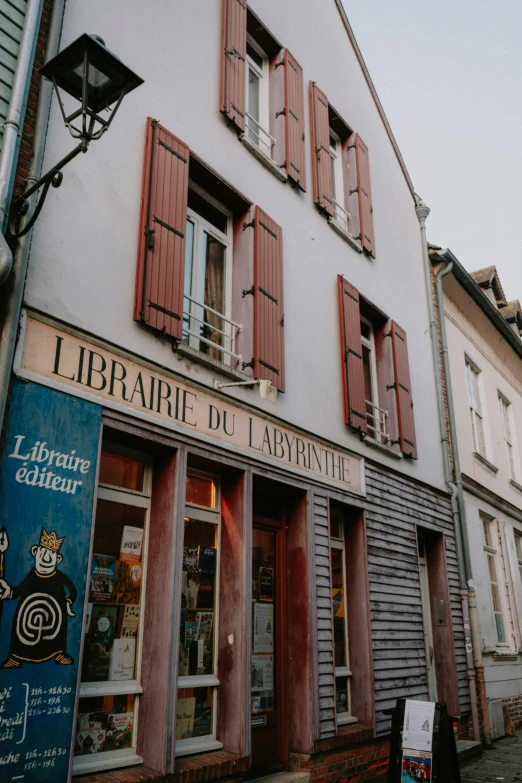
[247,42,263,69]
[248,66,260,146]
[331,547,347,668]
[185,473,216,509]
[330,508,341,540]
[176,687,213,739]
[180,520,217,676]
[81,500,145,683]
[335,677,348,715]
[199,233,226,358]
[183,219,195,342]
[74,694,135,756]
[495,612,506,644]
[362,344,373,411]
[99,451,144,492]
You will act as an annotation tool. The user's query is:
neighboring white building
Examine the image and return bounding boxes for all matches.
[0,1,475,781]
[431,249,522,737]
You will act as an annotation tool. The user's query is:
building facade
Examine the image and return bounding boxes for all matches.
[0,1,473,782]
[430,249,522,739]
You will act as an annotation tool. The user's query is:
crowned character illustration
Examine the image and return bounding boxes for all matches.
[0,527,77,668]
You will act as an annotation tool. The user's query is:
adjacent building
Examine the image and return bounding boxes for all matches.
[430,249,522,739]
[0,1,476,782]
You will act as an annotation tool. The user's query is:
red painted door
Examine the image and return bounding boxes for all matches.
[250,517,287,773]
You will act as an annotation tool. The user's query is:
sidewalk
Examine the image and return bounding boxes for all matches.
[461,733,522,782]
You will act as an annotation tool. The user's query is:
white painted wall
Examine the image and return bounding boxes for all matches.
[24,0,446,489]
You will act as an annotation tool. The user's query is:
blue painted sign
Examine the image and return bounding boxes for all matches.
[0,380,101,782]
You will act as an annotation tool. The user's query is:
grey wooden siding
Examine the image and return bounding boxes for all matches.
[313,465,470,739]
[0,0,27,154]
[313,492,337,738]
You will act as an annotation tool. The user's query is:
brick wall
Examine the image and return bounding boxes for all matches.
[289,739,390,783]
[13,0,55,200]
[503,695,522,729]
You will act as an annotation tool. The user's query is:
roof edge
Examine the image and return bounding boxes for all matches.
[430,247,522,362]
[333,0,415,198]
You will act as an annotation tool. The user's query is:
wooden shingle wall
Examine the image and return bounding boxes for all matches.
[314,465,470,739]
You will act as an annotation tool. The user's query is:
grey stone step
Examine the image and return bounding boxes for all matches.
[247,774,310,783]
[457,739,484,765]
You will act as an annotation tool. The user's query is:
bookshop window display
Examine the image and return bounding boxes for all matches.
[176,471,221,756]
[330,506,357,727]
[73,445,152,775]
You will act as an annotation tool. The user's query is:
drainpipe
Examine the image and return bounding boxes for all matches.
[415,197,482,743]
[435,249,492,747]
[0,0,66,430]
[0,0,45,285]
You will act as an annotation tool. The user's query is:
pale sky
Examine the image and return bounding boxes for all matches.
[343,0,522,302]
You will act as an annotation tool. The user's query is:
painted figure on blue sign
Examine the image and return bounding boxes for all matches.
[0,527,77,668]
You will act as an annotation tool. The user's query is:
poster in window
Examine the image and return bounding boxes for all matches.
[332,587,344,618]
[251,654,274,692]
[254,602,273,652]
[183,547,199,573]
[75,712,108,755]
[120,604,140,638]
[176,697,196,739]
[112,560,142,604]
[198,546,217,574]
[259,567,274,602]
[182,571,200,609]
[109,638,136,681]
[82,605,118,682]
[119,526,143,563]
[105,710,134,751]
[89,553,117,602]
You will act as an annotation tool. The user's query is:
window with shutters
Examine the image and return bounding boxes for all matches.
[482,513,515,649]
[220,1,306,189]
[134,118,286,391]
[465,359,486,458]
[499,393,520,483]
[310,82,375,257]
[337,275,417,457]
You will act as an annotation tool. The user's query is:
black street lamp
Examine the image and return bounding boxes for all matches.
[9,33,144,237]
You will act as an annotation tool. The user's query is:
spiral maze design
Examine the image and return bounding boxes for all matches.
[16,593,62,646]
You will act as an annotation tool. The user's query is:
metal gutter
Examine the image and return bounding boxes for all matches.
[0,0,66,429]
[434,253,492,747]
[333,0,415,197]
[416,199,481,740]
[0,0,45,285]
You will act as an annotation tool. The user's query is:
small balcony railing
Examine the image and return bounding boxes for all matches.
[245,112,275,159]
[366,400,390,442]
[331,199,351,233]
[183,294,242,363]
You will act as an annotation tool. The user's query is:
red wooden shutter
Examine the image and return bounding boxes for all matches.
[254,207,285,392]
[390,321,417,458]
[284,50,306,191]
[337,276,367,433]
[309,82,333,216]
[134,118,189,339]
[220,0,247,132]
[354,134,375,257]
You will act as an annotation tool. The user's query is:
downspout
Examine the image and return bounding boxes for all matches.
[0,0,45,284]
[435,248,492,747]
[415,197,481,742]
[0,0,66,429]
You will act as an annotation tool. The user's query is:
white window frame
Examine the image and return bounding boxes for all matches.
[465,358,487,458]
[499,393,520,482]
[482,514,515,650]
[73,444,152,777]
[330,511,357,727]
[176,470,223,757]
[515,530,522,588]
[245,37,272,159]
[360,317,389,443]
[183,186,235,365]
[329,130,349,233]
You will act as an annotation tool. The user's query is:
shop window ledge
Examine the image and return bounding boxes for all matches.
[174,749,249,783]
[313,722,375,753]
[74,764,164,783]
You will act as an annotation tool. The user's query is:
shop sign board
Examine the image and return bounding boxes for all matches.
[17,316,365,495]
[0,380,102,782]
